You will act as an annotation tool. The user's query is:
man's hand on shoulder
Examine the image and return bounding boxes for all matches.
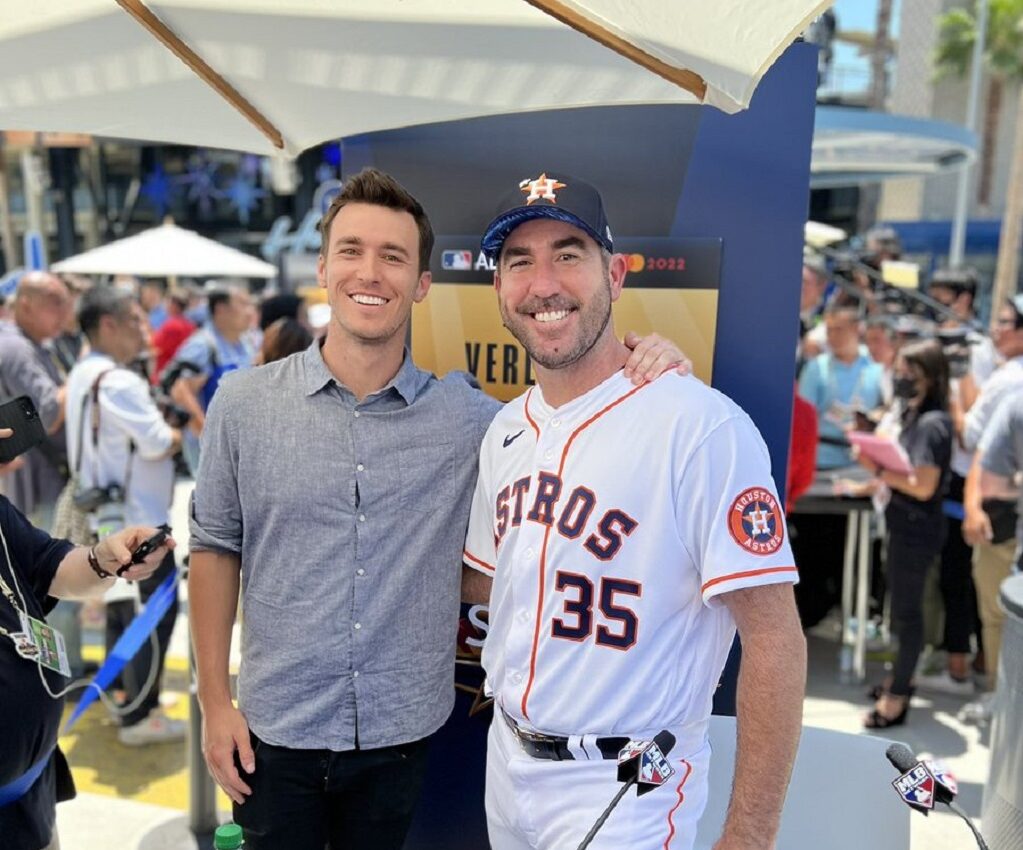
[622,331,692,385]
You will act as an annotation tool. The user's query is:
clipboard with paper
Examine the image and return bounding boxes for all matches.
[847,431,914,475]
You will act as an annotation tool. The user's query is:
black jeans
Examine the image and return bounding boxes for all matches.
[233,733,430,850]
[104,550,178,726]
[887,532,942,696]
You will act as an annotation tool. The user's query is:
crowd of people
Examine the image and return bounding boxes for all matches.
[793,228,1023,729]
[0,272,318,742]
[0,269,325,848]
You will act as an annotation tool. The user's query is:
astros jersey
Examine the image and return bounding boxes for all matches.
[464,369,798,739]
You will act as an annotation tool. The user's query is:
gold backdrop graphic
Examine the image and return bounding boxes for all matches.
[412,284,718,403]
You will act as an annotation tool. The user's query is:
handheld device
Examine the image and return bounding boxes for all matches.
[0,396,47,464]
[117,524,173,577]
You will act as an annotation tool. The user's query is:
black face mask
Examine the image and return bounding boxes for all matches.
[893,376,919,401]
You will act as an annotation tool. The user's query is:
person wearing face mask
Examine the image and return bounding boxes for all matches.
[855,339,953,727]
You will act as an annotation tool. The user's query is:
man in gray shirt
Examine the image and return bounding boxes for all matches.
[189,168,682,850]
[0,272,72,527]
[980,392,1023,562]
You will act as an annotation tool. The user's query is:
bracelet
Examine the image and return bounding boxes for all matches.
[87,546,114,580]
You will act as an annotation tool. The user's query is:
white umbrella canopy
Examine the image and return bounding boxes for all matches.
[0,0,833,156]
[51,220,277,278]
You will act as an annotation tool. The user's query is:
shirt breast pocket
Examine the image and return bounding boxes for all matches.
[397,436,460,517]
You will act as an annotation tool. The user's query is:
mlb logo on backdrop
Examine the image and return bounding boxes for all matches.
[442,250,473,270]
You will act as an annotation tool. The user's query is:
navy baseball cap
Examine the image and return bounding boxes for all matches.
[481,172,613,261]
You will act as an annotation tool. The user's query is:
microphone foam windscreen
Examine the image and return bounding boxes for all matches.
[653,730,677,756]
[885,743,917,772]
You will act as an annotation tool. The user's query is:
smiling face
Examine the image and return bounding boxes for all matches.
[317,202,431,348]
[494,218,626,371]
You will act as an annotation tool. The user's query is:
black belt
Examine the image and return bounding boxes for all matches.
[501,710,628,762]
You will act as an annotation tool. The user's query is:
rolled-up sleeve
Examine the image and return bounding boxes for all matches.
[189,386,242,553]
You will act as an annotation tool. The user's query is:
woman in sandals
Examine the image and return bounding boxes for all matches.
[856,339,953,728]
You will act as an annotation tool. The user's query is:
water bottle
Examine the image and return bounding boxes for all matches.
[839,644,854,684]
[839,617,856,684]
[214,823,244,849]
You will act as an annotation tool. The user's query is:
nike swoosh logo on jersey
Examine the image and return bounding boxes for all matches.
[503,430,525,448]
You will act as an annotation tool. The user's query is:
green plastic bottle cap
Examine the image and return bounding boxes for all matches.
[214,823,244,849]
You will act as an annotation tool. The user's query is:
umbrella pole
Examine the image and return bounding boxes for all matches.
[0,143,20,269]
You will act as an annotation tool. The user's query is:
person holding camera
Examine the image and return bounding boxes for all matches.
[63,286,185,746]
[0,437,174,850]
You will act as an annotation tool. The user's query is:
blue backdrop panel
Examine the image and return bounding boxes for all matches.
[341,41,817,849]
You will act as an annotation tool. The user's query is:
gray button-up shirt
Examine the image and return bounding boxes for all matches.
[189,343,500,750]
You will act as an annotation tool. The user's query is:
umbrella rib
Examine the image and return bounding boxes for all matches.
[115,0,284,150]
[524,0,707,101]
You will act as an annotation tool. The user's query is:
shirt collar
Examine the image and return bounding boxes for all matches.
[302,340,422,405]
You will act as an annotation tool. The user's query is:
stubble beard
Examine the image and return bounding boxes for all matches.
[500,278,612,371]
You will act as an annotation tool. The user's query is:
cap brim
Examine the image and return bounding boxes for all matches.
[482,206,610,260]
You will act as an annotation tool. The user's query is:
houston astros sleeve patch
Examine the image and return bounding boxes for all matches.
[727,487,784,556]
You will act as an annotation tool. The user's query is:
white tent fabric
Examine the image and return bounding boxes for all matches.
[0,0,833,156]
[51,221,277,278]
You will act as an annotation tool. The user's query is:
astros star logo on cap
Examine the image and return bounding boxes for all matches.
[519,173,566,205]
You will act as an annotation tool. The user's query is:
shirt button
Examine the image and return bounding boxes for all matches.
[518,610,530,623]
[353,670,360,678]
[511,672,523,684]
[353,411,361,418]
[354,622,362,630]
[356,463,365,472]
[356,568,366,576]
[525,548,534,558]
[551,417,561,428]
[358,514,366,522]
[543,449,553,460]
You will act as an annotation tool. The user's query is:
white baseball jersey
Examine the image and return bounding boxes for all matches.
[464,369,798,739]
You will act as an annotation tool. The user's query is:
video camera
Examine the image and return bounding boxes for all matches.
[73,483,124,513]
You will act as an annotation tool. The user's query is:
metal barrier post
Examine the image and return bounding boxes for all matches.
[188,631,219,834]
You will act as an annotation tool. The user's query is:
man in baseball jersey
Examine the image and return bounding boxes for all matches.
[462,173,807,850]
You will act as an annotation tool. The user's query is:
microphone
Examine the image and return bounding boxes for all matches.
[885,743,989,850]
[577,731,676,850]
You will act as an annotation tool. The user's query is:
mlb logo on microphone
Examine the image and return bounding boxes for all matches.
[442,250,473,270]
[639,748,675,788]
[924,760,958,796]
[893,765,935,810]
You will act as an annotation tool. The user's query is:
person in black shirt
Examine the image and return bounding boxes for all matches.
[0,427,174,850]
[856,339,953,728]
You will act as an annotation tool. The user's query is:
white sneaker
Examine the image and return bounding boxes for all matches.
[957,692,995,725]
[118,711,187,746]
[915,671,976,697]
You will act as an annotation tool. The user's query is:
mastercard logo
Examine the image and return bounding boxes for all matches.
[627,253,645,273]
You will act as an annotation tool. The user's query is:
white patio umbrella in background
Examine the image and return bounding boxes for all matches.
[0,0,834,156]
[50,220,276,278]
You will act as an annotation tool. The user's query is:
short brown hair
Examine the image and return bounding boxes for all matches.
[318,168,434,274]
